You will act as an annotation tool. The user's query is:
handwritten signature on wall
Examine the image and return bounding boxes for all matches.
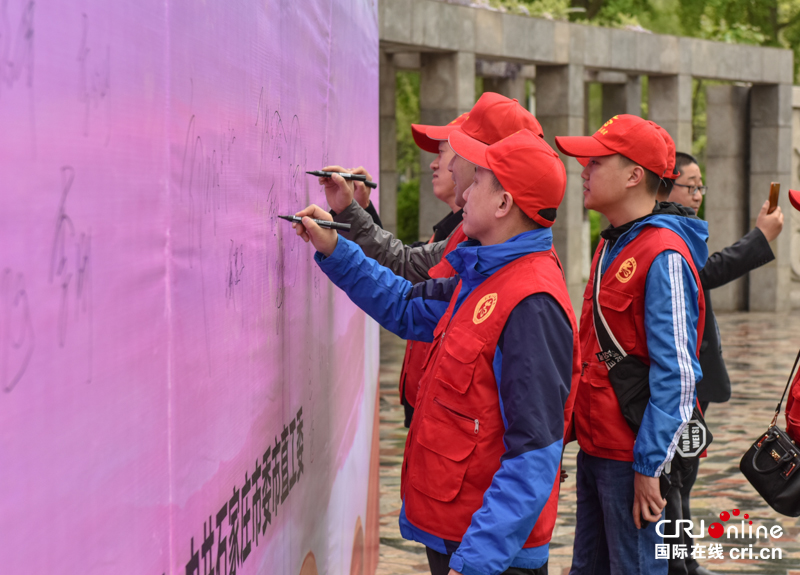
[254,88,307,311]
[0,268,34,393]
[77,12,110,141]
[49,166,93,384]
[0,0,35,97]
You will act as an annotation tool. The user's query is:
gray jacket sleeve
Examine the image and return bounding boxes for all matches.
[332,200,446,283]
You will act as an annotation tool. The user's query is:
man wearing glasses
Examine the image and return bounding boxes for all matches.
[667,153,707,212]
[657,151,783,575]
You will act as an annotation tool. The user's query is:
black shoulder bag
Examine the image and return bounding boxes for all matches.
[592,242,713,474]
[739,348,800,517]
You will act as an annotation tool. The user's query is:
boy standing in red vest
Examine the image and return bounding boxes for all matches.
[292,129,579,575]
[555,115,708,575]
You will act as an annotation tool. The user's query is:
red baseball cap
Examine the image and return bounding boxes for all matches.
[789,189,800,211]
[555,114,670,177]
[449,128,566,227]
[428,92,544,145]
[411,112,469,154]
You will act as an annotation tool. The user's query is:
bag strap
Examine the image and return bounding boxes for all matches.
[592,241,627,369]
[772,347,800,427]
[591,238,712,459]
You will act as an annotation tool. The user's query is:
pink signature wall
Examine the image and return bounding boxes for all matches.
[0,1,380,574]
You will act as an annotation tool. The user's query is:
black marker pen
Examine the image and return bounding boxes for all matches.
[278,214,351,231]
[306,170,378,189]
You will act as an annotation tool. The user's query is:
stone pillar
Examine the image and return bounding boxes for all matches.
[595,76,641,236]
[648,74,693,153]
[379,51,398,235]
[483,76,526,103]
[418,51,475,240]
[536,64,585,311]
[705,85,749,311]
[601,76,641,119]
[749,84,793,312]
[791,87,800,285]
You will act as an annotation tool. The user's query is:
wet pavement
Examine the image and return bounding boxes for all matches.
[375,312,800,575]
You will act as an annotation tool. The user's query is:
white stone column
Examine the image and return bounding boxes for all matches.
[483,75,526,104]
[536,64,585,312]
[418,51,475,240]
[379,50,398,235]
[791,87,800,287]
[749,84,793,312]
[601,75,642,119]
[648,74,693,153]
[705,85,749,311]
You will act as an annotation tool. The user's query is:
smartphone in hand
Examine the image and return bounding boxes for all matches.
[769,182,780,214]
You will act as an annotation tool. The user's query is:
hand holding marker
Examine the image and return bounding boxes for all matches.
[279,168,376,232]
[306,170,378,189]
[278,214,351,231]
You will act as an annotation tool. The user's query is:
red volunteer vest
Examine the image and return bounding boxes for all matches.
[575,226,705,461]
[401,249,581,546]
[399,223,468,408]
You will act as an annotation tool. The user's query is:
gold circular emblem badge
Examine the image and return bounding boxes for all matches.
[616,257,637,283]
[473,293,498,324]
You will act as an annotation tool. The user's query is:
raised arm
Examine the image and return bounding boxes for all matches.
[701,200,781,289]
[334,200,446,282]
[317,166,447,282]
[292,204,455,341]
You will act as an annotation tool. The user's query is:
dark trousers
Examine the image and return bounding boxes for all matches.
[665,401,708,575]
[569,451,665,575]
[425,547,548,575]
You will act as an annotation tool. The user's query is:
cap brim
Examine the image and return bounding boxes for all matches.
[555,135,615,158]
[411,124,441,154]
[576,157,589,167]
[449,130,490,169]
[789,189,800,212]
[425,124,462,142]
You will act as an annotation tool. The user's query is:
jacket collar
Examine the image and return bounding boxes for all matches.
[446,228,553,292]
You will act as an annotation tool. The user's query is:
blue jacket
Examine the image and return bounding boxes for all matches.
[315,229,574,575]
[599,213,708,476]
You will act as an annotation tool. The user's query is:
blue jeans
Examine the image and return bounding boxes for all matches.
[569,450,666,575]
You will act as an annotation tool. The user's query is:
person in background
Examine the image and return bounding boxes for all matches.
[291,128,578,575]
[656,151,783,575]
[321,112,469,427]
[319,93,546,427]
[320,93,541,284]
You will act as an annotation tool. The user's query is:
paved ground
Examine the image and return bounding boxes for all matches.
[375,312,800,575]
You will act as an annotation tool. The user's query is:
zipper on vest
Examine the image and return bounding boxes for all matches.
[434,398,479,434]
[581,361,588,376]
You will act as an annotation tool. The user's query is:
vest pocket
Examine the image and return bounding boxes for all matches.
[588,378,636,450]
[597,287,636,351]
[433,325,486,394]
[433,397,480,435]
[411,415,477,502]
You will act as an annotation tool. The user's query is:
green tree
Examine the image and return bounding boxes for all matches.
[566,0,800,79]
